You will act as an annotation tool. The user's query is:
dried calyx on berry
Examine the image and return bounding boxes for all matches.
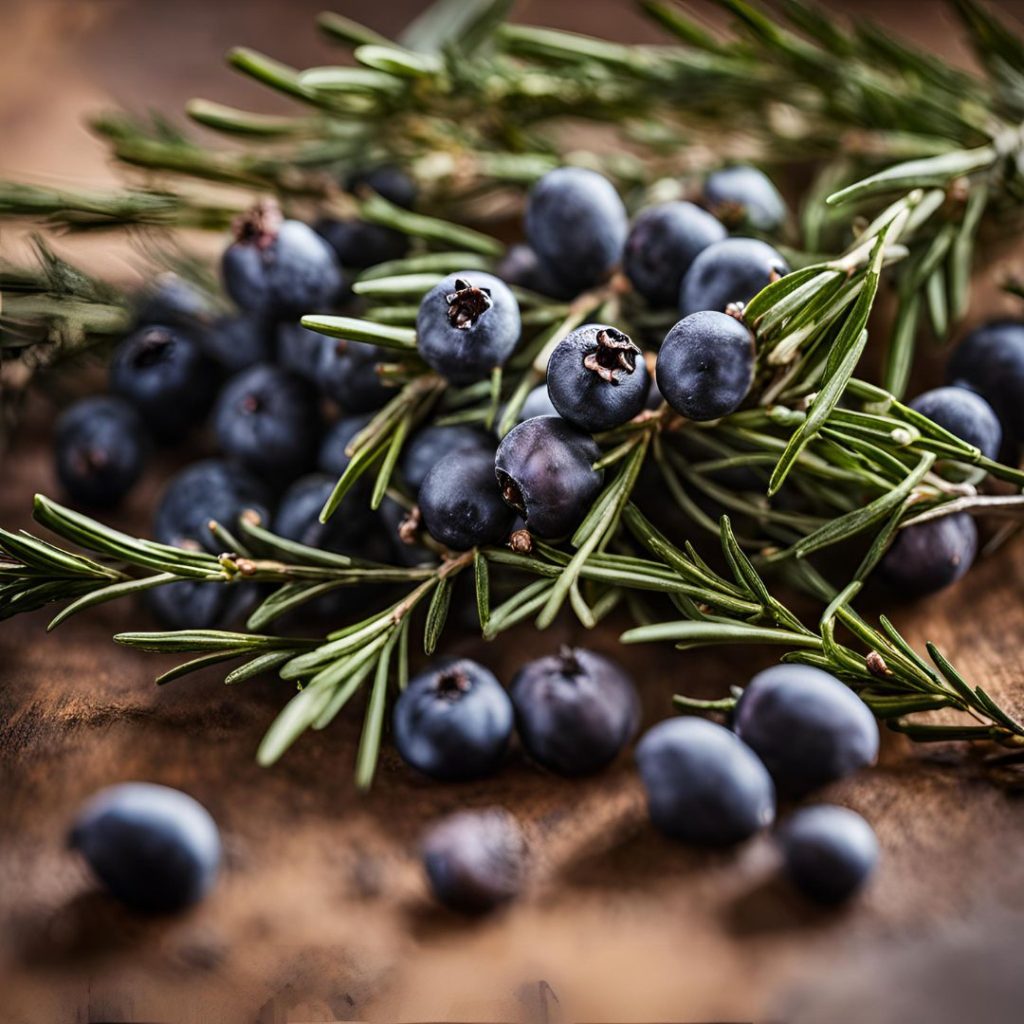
[445,278,493,329]
[582,328,640,383]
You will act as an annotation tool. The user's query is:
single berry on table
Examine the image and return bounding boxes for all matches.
[732,664,879,798]
[525,166,628,294]
[109,324,217,441]
[221,199,343,318]
[656,311,755,421]
[679,236,789,316]
[401,424,494,495]
[517,382,559,423]
[419,451,514,550]
[776,804,879,905]
[877,513,978,596]
[908,386,1002,461]
[421,808,528,914]
[947,320,1024,442]
[68,783,221,914]
[635,717,775,846]
[392,659,514,781]
[702,165,787,233]
[546,323,651,433]
[623,201,726,307]
[54,396,149,508]
[510,647,640,776]
[212,363,323,482]
[416,272,521,384]
[494,415,604,539]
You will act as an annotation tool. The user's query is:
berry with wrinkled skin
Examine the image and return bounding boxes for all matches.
[702,165,787,233]
[200,312,274,374]
[153,459,271,553]
[947,320,1024,441]
[213,364,322,481]
[416,272,521,384]
[401,424,493,494]
[909,386,1002,461]
[109,324,218,441]
[777,805,879,905]
[546,323,651,432]
[656,311,755,421]
[518,383,559,422]
[525,167,628,293]
[877,513,978,596]
[69,783,221,914]
[420,451,515,550]
[733,664,879,798]
[636,717,775,846]
[392,659,514,781]
[679,237,789,316]
[494,416,603,539]
[54,397,148,508]
[510,647,640,776]
[421,808,528,914]
[221,200,343,318]
[623,201,726,307]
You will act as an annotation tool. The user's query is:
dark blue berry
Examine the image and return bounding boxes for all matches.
[733,664,879,798]
[323,340,393,413]
[518,383,559,423]
[947,320,1024,442]
[623,201,726,307]
[494,416,603,539]
[199,312,274,373]
[635,717,775,846]
[153,459,271,553]
[656,311,755,421]
[315,217,408,269]
[679,237,789,316]
[109,324,217,441]
[347,164,417,210]
[147,579,257,630]
[274,472,372,550]
[275,321,329,380]
[909,386,1002,461]
[777,805,879,905]
[510,647,639,776]
[401,424,493,494]
[877,513,977,596]
[213,364,323,482]
[702,165,787,233]
[416,272,521,384]
[419,451,514,550]
[421,808,528,914]
[546,323,651,432]
[318,413,374,478]
[495,244,570,298]
[221,201,343,318]
[54,396,148,508]
[392,659,514,781]
[379,494,434,567]
[525,167,627,293]
[69,783,221,914]
[134,273,218,330]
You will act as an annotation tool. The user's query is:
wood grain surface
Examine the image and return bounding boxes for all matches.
[5,3,1024,1022]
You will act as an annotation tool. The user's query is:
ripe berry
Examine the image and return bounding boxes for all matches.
[401,424,493,495]
[392,659,514,781]
[69,783,221,914]
[546,323,651,432]
[134,273,217,329]
[212,364,323,482]
[635,717,775,846]
[275,472,373,550]
[416,272,521,384]
[518,383,559,423]
[702,165,787,233]
[318,413,373,477]
[656,311,755,421]
[200,313,274,374]
[525,167,627,293]
[221,199,343,318]
[623,201,726,307]
[679,237,789,316]
[322,340,393,413]
[421,808,528,914]
[147,579,256,630]
[54,396,148,508]
[153,459,271,553]
[347,163,418,211]
[109,324,217,441]
[510,647,639,776]
[494,416,603,538]
[495,244,572,299]
[419,451,515,550]
[909,386,1002,461]
[777,805,879,905]
[877,513,977,596]
[947,320,1024,442]
[733,664,879,798]
[315,217,407,269]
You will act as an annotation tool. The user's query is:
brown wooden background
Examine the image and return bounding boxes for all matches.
[5,2,1024,1022]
